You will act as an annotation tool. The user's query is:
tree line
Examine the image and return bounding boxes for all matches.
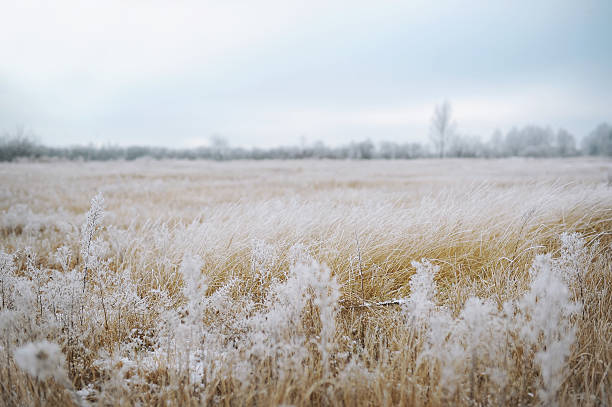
[1,108,610,162]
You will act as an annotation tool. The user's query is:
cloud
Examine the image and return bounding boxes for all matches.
[0,0,610,146]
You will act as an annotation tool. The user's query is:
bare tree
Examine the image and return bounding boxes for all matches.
[209,134,229,160]
[429,100,454,158]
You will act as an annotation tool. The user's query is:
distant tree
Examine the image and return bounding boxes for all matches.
[504,125,554,157]
[489,129,504,157]
[521,126,554,157]
[348,140,374,159]
[504,127,521,156]
[429,100,455,158]
[581,123,612,156]
[405,142,426,158]
[312,140,329,159]
[0,127,42,161]
[379,141,398,159]
[299,135,308,158]
[209,134,229,160]
[448,134,485,158]
[555,129,577,157]
[3,122,605,161]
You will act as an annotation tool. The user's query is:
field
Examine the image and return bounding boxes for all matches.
[1,158,611,406]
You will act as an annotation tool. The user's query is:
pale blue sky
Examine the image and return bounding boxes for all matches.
[1,0,610,147]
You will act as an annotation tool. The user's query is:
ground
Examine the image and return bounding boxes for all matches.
[0,158,610,406]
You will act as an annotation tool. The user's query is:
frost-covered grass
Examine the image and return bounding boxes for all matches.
[0,158,610,406]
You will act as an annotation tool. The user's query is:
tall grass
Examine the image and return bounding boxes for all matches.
[0,158,610,406]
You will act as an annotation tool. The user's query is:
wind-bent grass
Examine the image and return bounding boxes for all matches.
[0,158,610,406]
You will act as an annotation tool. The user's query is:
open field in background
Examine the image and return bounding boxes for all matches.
[1,158,611,406]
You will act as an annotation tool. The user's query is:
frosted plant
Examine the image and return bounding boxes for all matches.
[403,260,453,384]
[1,251,37,337]
[336,356,374,400]
[196,280,254,385]
[250,239,279,284]
[80,192,105,290]
[75,192,113,332]
[105,267,148,322]
[178,254,207,321]
[246,268,311,373]
[223,258,341,386]
[290,260,340,371]
[93,347,146,404]
[287,242,315,267]
[517,254,581,406]
[0,250,17,309]
[405,263,507,401]
[402,260,440,323]
[0,250,16,275]
[163,254,208,379]
[0,309,17,334]
[556,232,592,282]
[154,261,247,390]
[25,248,49,320]
[412,247,584,404]
[200,277,239,318]
[4,275,36,320]
[458,297,508,399]
[412,296,465,398]
[0,309,17,363]
[54,245,72,273]
[42,268,84,330]
[0,204,70,237]
[306,261,341,371]
[0,204,34,234]
[554,232,596,304]
[14,341,84,406]
[14,341,68,383]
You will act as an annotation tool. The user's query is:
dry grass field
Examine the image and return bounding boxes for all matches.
[0,158,611,406]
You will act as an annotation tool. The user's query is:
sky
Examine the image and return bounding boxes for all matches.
[1,0,611,148]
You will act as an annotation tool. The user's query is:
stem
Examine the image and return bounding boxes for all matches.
[38,278,43,321]
[97,276,109,331]
[6,332,11,391]
[81,212,99,292]
[354,232,365,304]
[470,348,477,401]
[82,265,88,292]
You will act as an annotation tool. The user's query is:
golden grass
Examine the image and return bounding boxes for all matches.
[0,158,611,406]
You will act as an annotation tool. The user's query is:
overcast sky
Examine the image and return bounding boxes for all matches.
[1,0,611,148]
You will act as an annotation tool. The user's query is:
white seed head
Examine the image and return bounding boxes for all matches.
[14,341,68,382]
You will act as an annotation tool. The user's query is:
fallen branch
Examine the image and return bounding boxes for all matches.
[341,298,408,309]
